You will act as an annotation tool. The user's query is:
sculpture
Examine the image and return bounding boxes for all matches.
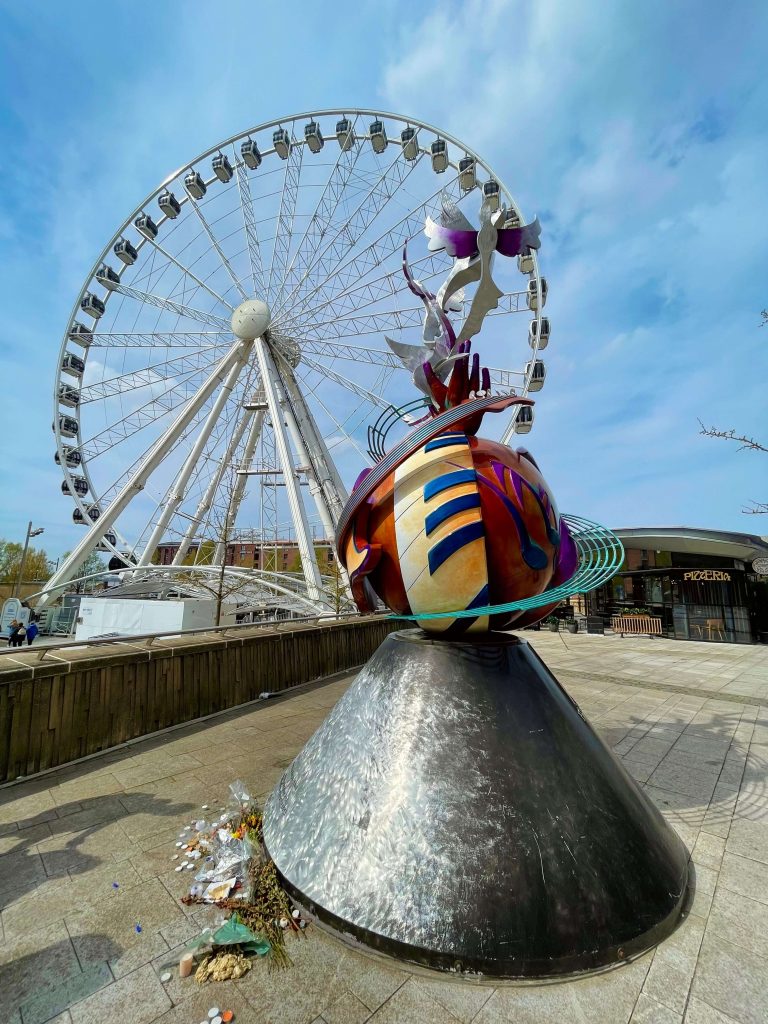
[263,191,690,980]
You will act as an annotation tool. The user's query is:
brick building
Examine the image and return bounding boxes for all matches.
[155,538,336,572]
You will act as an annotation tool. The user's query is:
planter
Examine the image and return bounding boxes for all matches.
[548,622,559,632]
[566,622,578,634]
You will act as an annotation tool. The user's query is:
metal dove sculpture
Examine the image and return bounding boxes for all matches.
[425,198,541,341]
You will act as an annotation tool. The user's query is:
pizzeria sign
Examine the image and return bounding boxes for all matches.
[682,570,731,582]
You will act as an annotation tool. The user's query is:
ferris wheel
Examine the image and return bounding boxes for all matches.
[42,109,549,612]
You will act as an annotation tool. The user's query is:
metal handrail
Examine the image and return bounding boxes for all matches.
[0,610,379,666]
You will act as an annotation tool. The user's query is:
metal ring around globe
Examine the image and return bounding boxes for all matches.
[394,516,624,623]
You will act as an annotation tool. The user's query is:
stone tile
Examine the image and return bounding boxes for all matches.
[647,765,718,802]
[725,818,768,866]
[323,989,374,1024]
[367,978,459,1023]
[19,959,113,1024]
[707,888,768,959]
[474,956,650,1023]
[684,995,743,1022]
[414,977,493,1024]
[718,852,768,905]
[691,832,726,871]
[631,992,683,1024]
[70,962,172,1024]
[347,961,408,1012]
[691,932,768,1024]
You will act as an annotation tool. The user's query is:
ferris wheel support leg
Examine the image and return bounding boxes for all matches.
[275,354,348,521]
[254,337,324,604]
[136,341,252,567]
[212,406,266,565]
[173,402,259,566]
[37,338,253,610]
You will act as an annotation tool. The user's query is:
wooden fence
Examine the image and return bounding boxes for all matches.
[0,616,401,783]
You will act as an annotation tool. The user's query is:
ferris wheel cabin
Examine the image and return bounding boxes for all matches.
[241,138,262,169]
[80,292,105,319]
[525,359,546,392]
[184,170,207,199]
[212,153,233,182]
[369,120,387,154]
[61,476,89,497]
[527,278,548,311]
[400,127,419,161]
[304,122,324,153]
[68,322,93,346]
[57,415,79,438]
[96,265,120,291]
[459,157,477,191]
[514,406,534,434]
[273,128,291,159]
[55,446,82,469]
[336,118,354,150]
[158,190,181,219]
[114,237,138,265]
[482,179,500,210]
[61,352,85,377]
[529,317,550,349]
[431,139,448,173]
[135,213,158,239]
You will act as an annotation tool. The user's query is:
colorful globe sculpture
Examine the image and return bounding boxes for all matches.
[340,428,577,633]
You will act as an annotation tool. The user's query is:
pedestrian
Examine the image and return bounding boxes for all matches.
[7,620,20,647]
[15,623,26,647]
[26,620,39,646]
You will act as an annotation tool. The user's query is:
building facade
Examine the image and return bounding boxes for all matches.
[584,527,768,644]
[155,539,336,573]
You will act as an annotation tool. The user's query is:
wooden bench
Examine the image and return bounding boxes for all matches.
[611,615,663,638]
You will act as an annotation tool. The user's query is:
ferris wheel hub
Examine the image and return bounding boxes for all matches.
[231,298,271,340]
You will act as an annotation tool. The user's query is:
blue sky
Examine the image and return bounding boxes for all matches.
[1,0,766,560]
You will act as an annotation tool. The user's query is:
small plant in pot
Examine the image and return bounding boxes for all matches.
[566,619,578,634]
[546,615,560,632]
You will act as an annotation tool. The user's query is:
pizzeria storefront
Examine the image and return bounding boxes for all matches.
[584,527,768,644]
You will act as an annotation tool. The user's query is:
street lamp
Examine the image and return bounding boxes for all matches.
[13,521,45,598]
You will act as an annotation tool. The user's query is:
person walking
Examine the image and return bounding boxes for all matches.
[26,620,39,646]
[15,622,26,647]
[7,620,20,647]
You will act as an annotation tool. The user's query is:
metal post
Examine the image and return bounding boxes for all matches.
[13,522,32,599]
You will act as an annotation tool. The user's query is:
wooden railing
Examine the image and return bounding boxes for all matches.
[611,615,663,638]
[0,615,400,784]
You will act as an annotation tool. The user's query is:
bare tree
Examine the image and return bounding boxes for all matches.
[698,420,767,515]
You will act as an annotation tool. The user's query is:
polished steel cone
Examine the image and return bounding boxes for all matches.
[263,630,689,977]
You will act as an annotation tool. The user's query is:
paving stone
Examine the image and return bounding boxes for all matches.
[322,989,374,1024]
[69,962,172,1024]
[474,955,650,1023]
[630,992,683,1024]
[691,932,768,1024]
[724,817,768,866]
[684,995,743,1022]
[691,832,726,871]
[706,888,768,959]
[718,852,768,905]
[414,976,493,1023]
[367,978,459,1022]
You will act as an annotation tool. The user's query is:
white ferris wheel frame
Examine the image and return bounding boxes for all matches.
[45,108,546,611]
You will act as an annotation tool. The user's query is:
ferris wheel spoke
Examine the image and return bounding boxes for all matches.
[137,234,234,310]
[273,147,424,323]
[184,187,249,301]
[108,283,231,330]
[488,366,526,389]
[88,331,231,349]
[279,174,461,331]
[79,348,227,403]
[297,369,373,466]
[292,338,402,369]
[77,364,220,458]
[301,355,393,412]
[290,250,449,328]
[266,135,304,302]
[233,161,267,297]
[270,119,367,315]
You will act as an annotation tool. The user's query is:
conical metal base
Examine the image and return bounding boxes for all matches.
[263,630,690,978]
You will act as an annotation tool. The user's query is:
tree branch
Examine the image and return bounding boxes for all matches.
[698,419,768,453]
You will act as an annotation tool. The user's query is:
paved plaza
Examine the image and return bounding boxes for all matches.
[1,630,767,1024]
